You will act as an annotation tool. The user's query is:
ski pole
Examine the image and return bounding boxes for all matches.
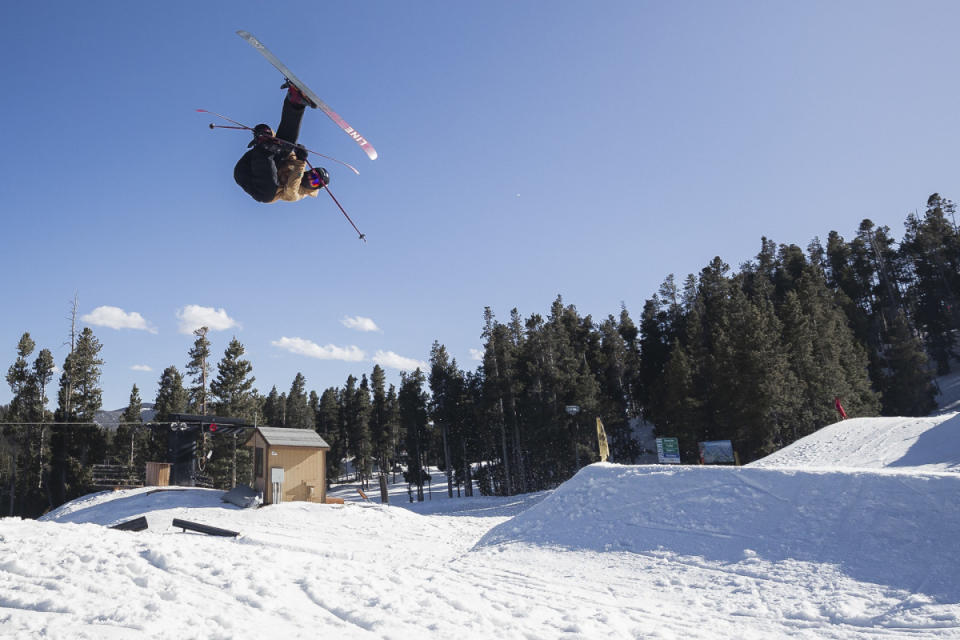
[325,186,366,242]
[197,109,360,175]
[304,158,366,242]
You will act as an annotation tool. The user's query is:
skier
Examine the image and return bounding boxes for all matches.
[233,84,330,203]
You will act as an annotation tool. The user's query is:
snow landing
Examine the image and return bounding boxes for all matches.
[751,412,960,472]
[479,463,960,600]
[2,412,960,638]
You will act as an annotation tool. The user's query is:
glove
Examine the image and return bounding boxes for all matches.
[294,144,308,161]
[257,140,284,156]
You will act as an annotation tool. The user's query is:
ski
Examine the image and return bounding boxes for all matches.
[236,30,378,161]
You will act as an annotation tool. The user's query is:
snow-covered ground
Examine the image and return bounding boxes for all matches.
[752,413,960,472]
[2,412,960,638]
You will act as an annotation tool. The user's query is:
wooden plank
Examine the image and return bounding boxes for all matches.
[110,516,148,532]
[145,462,171,486]
[171,518,239,538]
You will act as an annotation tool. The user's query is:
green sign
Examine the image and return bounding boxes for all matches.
[656,437,681,464]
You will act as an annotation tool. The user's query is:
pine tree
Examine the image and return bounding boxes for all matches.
[793,269,881,421]
[481,307,515,494]
[901,194,960,373]
[345,374,373,485]
[726,280,799,459]
[208,337,257,487]
[879,311,938,416]
[151,365,188,465]
[385,383,401,482]
[369,365,390,479]
[595,315,633,462]
[4,333,35,515]
[51,327,106,506]
[315,387,344,484]
[308,390,319,424]
[779,290,824,441]
[262,386,285,427]
[154,366,188,421]
[429,342,459,497]
[399,369,428,501]
[284,373,313,429]
[6,333,35,421]
[111,384,142,467]
[27,348,55,515]
[658,341,701,461]
[185,327,212,415]
[617,303,642,419]
[32,349,55,423]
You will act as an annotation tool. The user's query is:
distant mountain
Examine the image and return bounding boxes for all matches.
[94,403,157,431]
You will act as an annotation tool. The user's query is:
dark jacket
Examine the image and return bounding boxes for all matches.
[234,145,318,204]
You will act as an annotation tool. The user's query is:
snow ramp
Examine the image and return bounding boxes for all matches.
[750,412,960,472]
[477,463,960,600]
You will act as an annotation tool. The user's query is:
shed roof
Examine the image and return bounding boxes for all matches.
[251,427,330,449]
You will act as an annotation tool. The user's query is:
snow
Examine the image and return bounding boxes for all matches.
[3,412,960,637]
[751,413,960,472]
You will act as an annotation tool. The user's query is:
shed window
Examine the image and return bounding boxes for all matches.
[255,447,264,477]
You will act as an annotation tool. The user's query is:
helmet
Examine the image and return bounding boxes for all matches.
[247,124,274,147]
[302,167,329,190]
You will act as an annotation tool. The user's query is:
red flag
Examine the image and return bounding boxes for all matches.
[834,397,847,420]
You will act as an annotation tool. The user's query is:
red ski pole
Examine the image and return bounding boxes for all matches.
[304,159,366,242]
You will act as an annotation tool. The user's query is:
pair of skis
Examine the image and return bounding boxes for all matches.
[236,31,377,162]
[203,31,376,241]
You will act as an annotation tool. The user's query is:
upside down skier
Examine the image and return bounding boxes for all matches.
[233,83,330,203]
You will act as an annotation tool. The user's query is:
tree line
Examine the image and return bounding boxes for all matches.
[2,194,957,517]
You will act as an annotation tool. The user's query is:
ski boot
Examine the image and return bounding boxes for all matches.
[282,80,317,108]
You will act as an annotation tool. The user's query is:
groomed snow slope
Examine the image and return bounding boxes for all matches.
[750,412,960,472]
[3,410,960,638]
[479,463,960,600]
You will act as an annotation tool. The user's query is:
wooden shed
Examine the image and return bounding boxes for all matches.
[245,427,330,505]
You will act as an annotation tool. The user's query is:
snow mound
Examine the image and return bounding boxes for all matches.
[39,487,235,527]
[477,463,960,600]
[751,412,960,472]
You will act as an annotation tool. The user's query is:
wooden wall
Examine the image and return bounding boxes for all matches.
[248,433,327,505]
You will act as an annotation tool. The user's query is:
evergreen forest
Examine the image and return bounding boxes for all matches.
[1,194,957,518]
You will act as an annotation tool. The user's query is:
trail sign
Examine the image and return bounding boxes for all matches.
[565,405,580,415]
[698,440,735,464]
[656,437,681,464]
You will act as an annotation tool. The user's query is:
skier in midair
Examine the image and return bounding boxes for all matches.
[233,83,330,203]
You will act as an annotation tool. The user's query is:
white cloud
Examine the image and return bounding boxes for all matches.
[272,337,366,362]
[81,306,157,333]
[373,350,428,372]
[341,315,381,332]
[176,305,239,335]
[131,364,152,372]
[469,348,484,361]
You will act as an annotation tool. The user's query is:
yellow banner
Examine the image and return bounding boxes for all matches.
[596,417,610,462]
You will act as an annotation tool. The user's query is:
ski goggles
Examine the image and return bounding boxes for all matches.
[308,170,324,188]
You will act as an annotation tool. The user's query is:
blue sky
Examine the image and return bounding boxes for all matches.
[2,1,959,410]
